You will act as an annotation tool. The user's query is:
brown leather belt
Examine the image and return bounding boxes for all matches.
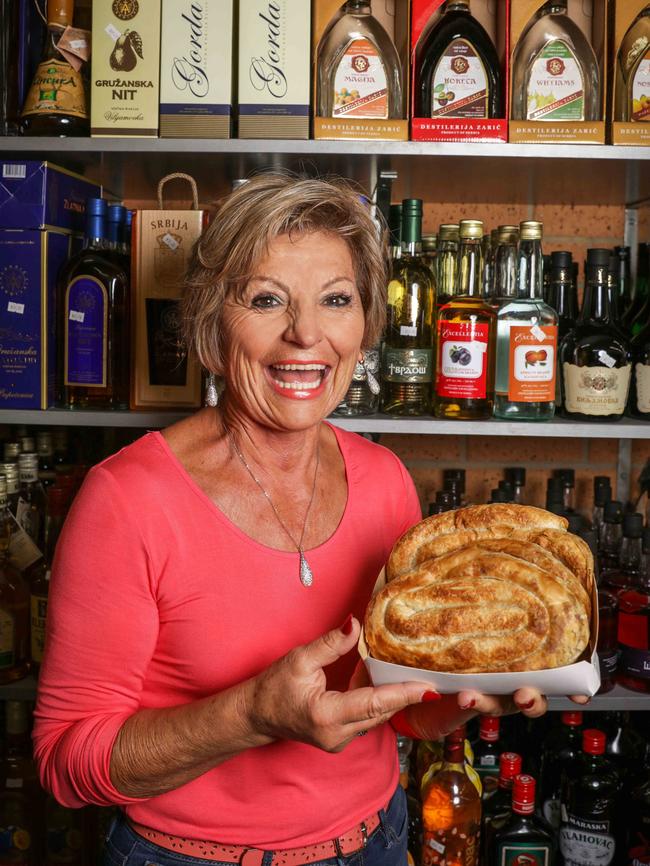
[128,811,382,865]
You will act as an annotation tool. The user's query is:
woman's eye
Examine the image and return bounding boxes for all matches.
[324,293,353,307]
[251,294,282,309]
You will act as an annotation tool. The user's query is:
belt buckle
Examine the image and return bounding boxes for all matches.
[360,822,368,847]
[334,819,370,859]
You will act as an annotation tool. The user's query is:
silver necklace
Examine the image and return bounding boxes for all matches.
[227,431,320,587]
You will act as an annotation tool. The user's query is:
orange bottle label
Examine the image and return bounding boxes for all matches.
[507,324,557,403]
[333,38,388,119]
[21,58,87,119]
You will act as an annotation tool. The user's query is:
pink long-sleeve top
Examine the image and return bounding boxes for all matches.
[33,423,422,848]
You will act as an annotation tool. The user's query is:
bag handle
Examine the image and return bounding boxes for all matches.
[157,172,199,210]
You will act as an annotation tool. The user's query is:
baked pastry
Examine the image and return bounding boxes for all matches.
[365,546,590,673]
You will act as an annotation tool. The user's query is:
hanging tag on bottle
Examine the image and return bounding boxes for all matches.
[57,27,91,71]
[8,513,42,572]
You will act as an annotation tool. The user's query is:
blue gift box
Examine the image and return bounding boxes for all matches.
[0,228,71,409]
[0,161,101,232]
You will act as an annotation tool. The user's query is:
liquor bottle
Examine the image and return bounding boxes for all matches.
[629,314,650,419]
[416,0,503,119]
[0,464,19,514]
[549,251,578,408]
[492,225,519,306]
[421,728,481,866]
[614,5,650,122]
[483,228,499,304]
[474,717,502,800]
[504,467,526,504]
[495,221,558,420]
[333,346,380,417]
[626,774,650,866]
[422,234,438,296]
[510,0,601,122]
[20,0,88,136]
[52,429,70,468]
[607,252,622,322]
[591,476,612,543]
[490,775,556,866]
[546,477,565,515]
[436,224,459,310]
[0,479,30,684]
[18,436,34,454]
[596,586,618,693]
[106,204,130,271]
[559,729,620,866]
[36,431,56,489]
[381,199,434,416]
[554,468,575,512]
[16,453,46,551]
[0,701,42,864]
[605,512,644,593]
[543,254,552,303]
[442,479,462,509]
[623,242,649,332]
[317,0,403,120]
[538,711,583,830]
[388,203,403,260]
[614,246,632,314]
[443,468,467,506]
[57,197,130,410]
[481,752,523,860]
[600,711,648,788]
[434,219,496,420]
[617,537,650,694]
[599,499,624,583]
[560,248,632,421]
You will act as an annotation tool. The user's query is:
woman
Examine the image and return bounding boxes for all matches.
[34,174,575,866]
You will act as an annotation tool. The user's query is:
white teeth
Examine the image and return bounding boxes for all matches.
[271,363,326,371]
[271,378,322,390]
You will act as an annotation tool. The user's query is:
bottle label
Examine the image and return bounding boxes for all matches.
[0,825,32,861]
[30,594,48,665]
[498,843,551,865]
[383,348,433,383]
[64,276,108,388]
[632,50,650,121]
[507,324,557,402]
[562,363,631,416]
[422,829,479,866]
[527,40,585,121]
[597,648,619,677]
[543,796,562,830]
[21,58,87,119]
[436,321,490,400]
[635,362,650,412]
[431,39,488,118]
[618,603,650,679]
[560,814,615,866]
[16,499,40,547]
[333,38,388,119]
[0,609,15,670]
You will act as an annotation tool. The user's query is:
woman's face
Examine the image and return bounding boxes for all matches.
[220,230,366,431]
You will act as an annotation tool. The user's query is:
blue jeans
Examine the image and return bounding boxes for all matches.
[103,785,408,866]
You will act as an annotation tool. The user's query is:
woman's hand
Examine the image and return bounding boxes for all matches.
[245,616,431,752]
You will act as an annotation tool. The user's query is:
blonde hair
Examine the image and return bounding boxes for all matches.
[182,172,387,373]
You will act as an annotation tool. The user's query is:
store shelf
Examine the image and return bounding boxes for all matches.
[0,676,37,701]
[548,685,650,711]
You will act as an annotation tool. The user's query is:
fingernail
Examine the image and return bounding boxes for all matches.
[517,698,535,710]
[459,698,475,710]
[341,614,354,635]
[422,691,441,702]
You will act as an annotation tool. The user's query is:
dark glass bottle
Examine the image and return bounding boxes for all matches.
[626,242,650,336]
[474,716,502,800]
[443,468,467,506]
[591,476,612,544]
[490,775,556,866]
[559,729,620,866]
[504,467,526,504]
[604,512,643,593]
[629,316,650,419]
[597,585,618,693]
[481,751,522,861]
[614,245,632,315]
[617,536,650,694]
[599,500,624,584]
[600,711,648,788]
[57,198,130,409]
[560,248,632,421]
[416,0,503,119]
[549,251,578,340]
[538,711,583,830]
[19,0,88,136]
[626,774,650,866]
[0,701,42,865]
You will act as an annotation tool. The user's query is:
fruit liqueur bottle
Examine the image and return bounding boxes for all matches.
[0,701,42,865]
[492,225,519,307]
[0,479,30,685]
[421,728,481,866]
[615,4,650,122]
[434,219,496,420]
[617,537,650,694]
[381,199,434,415]
[474,717,502,800]
[481,752,523,861]
[436,224,459,310]
[57,198,130,409]
[422,235,438,297]
[483,228,499,303]
[495,221,558,420]
[20,0,88,135]
[490,775,556,866]
[416,0,502,119]
[630,314,650,419]
[626,773,650,866]
[623,242,649,333]
[511,0,600,122]
[560,248,632,421]
[538,711,583,830]
[559,729,620,866]
[317,0,403,120]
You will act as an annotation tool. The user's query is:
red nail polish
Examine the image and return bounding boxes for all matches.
[460,699,476,710]
[422,691,441,702]
[341,614,354,635]
[518,698,535,710]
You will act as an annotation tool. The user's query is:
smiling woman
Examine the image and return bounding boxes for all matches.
[33,172,552,866]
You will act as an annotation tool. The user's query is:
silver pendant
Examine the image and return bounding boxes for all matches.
[299,551,313,587]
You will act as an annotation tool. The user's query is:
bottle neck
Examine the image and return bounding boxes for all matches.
[620,536,642,570]
[345,0,371,13]
[551,268,576,316]
[457,237,483,297]
[517,238,544,300]
[602,522,622,553]
[495,244,518,298]
[401,216,423,257]
[43,24,67,61]
[580,266,612,323]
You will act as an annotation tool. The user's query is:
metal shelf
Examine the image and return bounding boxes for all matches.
[548,685,650,711]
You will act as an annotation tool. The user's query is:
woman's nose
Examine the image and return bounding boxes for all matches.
[283,304,323,347]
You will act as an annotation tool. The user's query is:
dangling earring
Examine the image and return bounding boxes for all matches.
[205,373,219,407]
[362,353,381,395]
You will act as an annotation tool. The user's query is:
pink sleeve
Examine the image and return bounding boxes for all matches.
[33,466,158,808]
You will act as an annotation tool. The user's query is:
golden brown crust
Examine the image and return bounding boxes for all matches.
[365,547,589,673]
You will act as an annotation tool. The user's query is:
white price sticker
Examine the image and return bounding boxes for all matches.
[7,302,24,314]
[599,351,617,368]
[70,38,87,49]
[530,324,546,341]
[162,233,179,250]
[427,839,445,855]
[399,325,417,337]
[2,164,26,179]
[105,23,121,41]
[69,310,85,323]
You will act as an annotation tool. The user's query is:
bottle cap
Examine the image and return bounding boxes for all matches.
[491,489,508,503]
[86,198,107,217]
[497,226,518,244]
[3,442,20,461]
[422,235,437,252]
[594,477,612,507]
[479,716,500,741]
[107,204,126,224]
[402,198,423,217]
[551,250,573,269]
[556,468,575,487]
[504,467,526,486]
[623,512,643,539]
[438,224,459,242]
[512,775,536,814]
[499,752,523,782]
[459,219,483,239]
[561,711,583,726]
[603,500,623,524]
[586,248,610,268]
[19,436,35,452]
[583,728,606,755]
[520,220,543,241]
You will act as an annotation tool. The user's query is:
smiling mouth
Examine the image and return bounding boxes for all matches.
[268,363,329,391]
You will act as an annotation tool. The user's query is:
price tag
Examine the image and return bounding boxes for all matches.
[105,23,121,41]
[8,513,42,572]
[162,233,179,250]
[7,302,24,314]
[70,38,87,50]
[598,351,617,368]
[530,324,546,341]
[69,310,85,323]
[427,839,445,855]
[399,325,417,337]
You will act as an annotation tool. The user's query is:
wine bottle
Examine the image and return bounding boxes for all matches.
[614,4,650,122]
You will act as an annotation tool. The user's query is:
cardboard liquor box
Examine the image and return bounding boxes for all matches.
[411,0,509,143]
[0,161,101,232]
[237,0,310,139]
[130,176,204,410]
[611,0,650,146]
[313,0,410,141]
[359,568,601,696]
[160,0,234,138]
[91,0,162,137]
[508,0,607,144]
[0,229,71,409]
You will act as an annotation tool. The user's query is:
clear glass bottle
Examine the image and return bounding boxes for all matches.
[435,219,496,420]
[436,223,459,310]
[381,199,434,415]
[16,453,46,551]
[416,0,503,119]
[317,0,403,120]
[492,224,519,308]
[483,229,498,302]
[511,0,601,121]
[495,221,558,420]
[0,481,30,684]
[0,464,20,514]
[421,234,438,298]
[560,248,632,421]
[614,5,650,122]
